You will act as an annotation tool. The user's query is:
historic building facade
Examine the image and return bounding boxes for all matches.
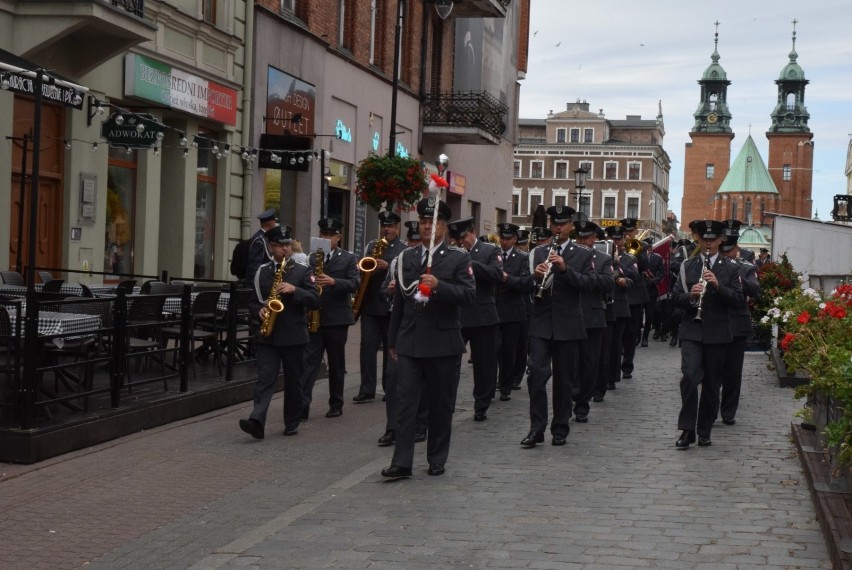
[513,100,671,237]
[681,26,813,238]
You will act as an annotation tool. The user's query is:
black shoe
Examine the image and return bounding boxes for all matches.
[697,435,712,447]
[283,426,298,436]
[640,336,648,347]
[552,435,567,446]
[499,392,511,401]
[669,336,678,347]
[607,381,616,390]
[660,334,669,342]
[427,464,445,476]
[722,417,736,426]
[511,383,522,390]
[325,409,343,418]
[300,409,309,420]
[353,393,375,403]
[592,394,604,403]
[675,430,695,449]
[474,412,488,422]
[414,432,427,443]
[381,465,412,479]
[574,413,588,423]
[520,431,544,448]
[239,418,264,440]
[622,372,633,379]
[377,430,395,446]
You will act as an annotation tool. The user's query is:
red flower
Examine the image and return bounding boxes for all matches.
[797,311,811,324]
[780,332,796,352]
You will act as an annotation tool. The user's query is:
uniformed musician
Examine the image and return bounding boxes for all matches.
[605,225,639,392]
[301,218,360,420]
[620,218,648,379]
[521,205,595,448]
[239,225,320,439]
[672,220,744,449]
[381,197,475,479]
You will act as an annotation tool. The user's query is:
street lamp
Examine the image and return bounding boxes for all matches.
[572,167,588,210]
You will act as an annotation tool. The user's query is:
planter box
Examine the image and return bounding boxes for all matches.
[772,345,810,388]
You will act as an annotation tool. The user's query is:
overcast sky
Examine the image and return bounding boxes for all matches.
[518,0,851,222]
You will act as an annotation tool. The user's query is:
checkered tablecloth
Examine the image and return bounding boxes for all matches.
[0,283,139,297]
[7,310,102,349]
[163,292,230,314]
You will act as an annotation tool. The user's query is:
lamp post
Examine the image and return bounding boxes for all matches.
[572,167,588,211]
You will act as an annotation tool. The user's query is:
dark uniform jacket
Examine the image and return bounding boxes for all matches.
[626,249,650,305]
[580,247,614,330]
[359,236,405,317]
[496,247,534,323]
[528,242,596,341]
[612,252,639,319]
[245,229,271,284]
[644,251,665,299]
[729,259,760,337]
[309,248,360,327]
[250,259,320,346]
[461,239,502,329]
[672,255,744,344]
[388,243,476,358]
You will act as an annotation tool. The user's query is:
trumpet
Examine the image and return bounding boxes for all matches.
[533,237,559,301]
[623,228,651,257]
[694,248,712,322]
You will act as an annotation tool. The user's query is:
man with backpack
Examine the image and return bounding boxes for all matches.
[231,209,278,285]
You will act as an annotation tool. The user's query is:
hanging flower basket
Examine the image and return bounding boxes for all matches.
[355,154,428,212]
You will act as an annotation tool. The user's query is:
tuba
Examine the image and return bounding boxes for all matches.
[352,236,388,319]
[308,248,324,333]
[259,258,287,337]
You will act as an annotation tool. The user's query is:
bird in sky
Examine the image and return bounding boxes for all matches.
[533,30,539,36]
[555,41,561,47]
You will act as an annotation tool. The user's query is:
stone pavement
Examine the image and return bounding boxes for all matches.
[0,332,830,569]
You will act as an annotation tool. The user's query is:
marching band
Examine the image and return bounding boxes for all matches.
[238,204,762,476]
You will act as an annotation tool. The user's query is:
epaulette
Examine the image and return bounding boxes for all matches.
[448,245,467,253]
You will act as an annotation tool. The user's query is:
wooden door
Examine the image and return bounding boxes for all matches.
[9,96,64,275]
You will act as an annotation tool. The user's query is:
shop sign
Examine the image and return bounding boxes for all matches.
[448,172,466,196]
[124,54,238,126]
[100,113,164,149]
[395,142,410,158]
[335,120,352,142]
[600,218,621,227]
[266,67,315,136]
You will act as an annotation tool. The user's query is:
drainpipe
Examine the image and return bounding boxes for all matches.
[240,1,256,239]
[417,0,430,155]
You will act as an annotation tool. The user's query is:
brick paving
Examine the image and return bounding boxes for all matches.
[0,329,830,569]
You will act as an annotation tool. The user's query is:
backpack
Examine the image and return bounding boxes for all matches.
[230,238,252,279]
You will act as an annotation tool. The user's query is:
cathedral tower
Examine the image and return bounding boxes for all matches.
[681,24,735,226]
[766,21,814,220]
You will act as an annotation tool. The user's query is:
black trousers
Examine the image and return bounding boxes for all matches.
[462,324,499,414]
[642,291,658,336]
[391,354,462,470]
[720,335,747,421]
[383,354,429,434]
[497,321,523,394]
[358,313,389,397]
[512,317,530,386]
[251,343,305,430]
[301,325,349,413]
[594,321,614,397]
[574,327,605,416]
[621,305,643,374]
[678,340,727,437]
[527,337,579,439]
[609,317,629,383]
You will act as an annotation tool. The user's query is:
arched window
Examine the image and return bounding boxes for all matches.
[708,92,718,112]
[786,92,796,112]
[745,198,753,225]
[731,199,738,221]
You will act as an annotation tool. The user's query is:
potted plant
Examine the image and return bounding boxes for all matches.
[354,154,428,212]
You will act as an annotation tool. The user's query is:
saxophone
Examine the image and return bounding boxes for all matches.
[308,248,324,333]
[259,258,287,337]
[352,236,388,320]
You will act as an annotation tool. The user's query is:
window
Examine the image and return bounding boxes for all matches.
[554,161,568,179]
[570,128,580,143]
[745,198,753,225]
[731,199,738,220]
[369,0,376,64]
[105,148,137,277]
[603,196,616,219]
[709,92,718,112]
[556,128,566,143]
[584,128,593,143]
[553,190,569,207]
[528,189,543,216]
[202,0,216,24]
[604,161,617,180]
[578,192,592,217]
[626,197,639,219]
[786,92,796,112]
[513,160,521,178]
[579,161,592,178]
[512,190,521,216]
[530,161,543,179]
[706,164,715,179]
[628,162,640,181]
[195,134,218,279]
[281,0,295,12]
[783,164,791,181]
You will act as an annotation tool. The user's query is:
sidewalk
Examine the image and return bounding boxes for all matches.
[0,333,829,569]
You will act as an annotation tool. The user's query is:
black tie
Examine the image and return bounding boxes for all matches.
[325,252,332,264]
[421,247,428,269]
[502,251,508,263]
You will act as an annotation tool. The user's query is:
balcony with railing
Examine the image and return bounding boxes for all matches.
[422,91,508,145]
[451,0,511,18]
[13,0,156,77]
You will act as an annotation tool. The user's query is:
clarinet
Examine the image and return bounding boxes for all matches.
[694,249,712,322]
[533,237,559,301]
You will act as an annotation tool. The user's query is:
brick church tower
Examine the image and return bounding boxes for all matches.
[681,26,735,225]
[766,22,814,220]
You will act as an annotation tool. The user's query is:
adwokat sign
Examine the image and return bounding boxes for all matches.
[100,113,164,149]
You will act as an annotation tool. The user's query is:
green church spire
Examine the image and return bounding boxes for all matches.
[693,22,733,133]
[769,19,810,133]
